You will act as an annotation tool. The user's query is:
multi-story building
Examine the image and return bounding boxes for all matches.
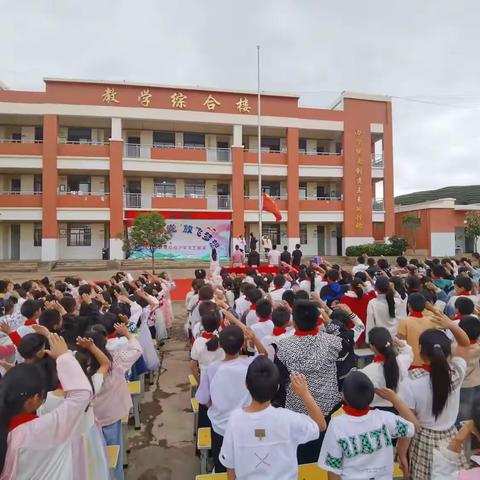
[0,78,394,261]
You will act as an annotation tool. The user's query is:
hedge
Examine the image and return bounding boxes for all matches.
[345,243,400,256]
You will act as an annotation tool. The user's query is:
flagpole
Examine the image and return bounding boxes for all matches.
[257,45,263,253]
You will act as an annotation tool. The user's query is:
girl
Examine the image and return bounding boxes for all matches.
[366,276,400,337]
[0,333,92,479]
[361,327,413,409]
[390,275,408,318]
[397,313,470,479]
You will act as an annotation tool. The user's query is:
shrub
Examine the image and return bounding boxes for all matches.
[388,236,408,254]
[345,242,402,257]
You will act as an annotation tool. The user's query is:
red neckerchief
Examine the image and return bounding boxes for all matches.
[408,364,423,370]
[8,413,38,432]
[431,276,441,280]
[201,332,214,340]
[249,305,256,311]
[317,318,324,326]
[374,354,385,363]
[106,333,117,340]
[294,328,319,337]
[273,327,287,336]
[258,317,271,323]
[421,364,431,372]
[274,287,283,291]
[454,314,462,320]
[24,319,38,326]
[470,339,477,345]
[410,311,423,318]
[409,288,419,293]
[343,405,371,417]
[462,292,472,296]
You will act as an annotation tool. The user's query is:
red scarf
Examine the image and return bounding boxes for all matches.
[470,339,477,345]
[258,317,271,323]
[8,413,38,432]
[343,405,371,417]
[374,354,385,363]
[431,276,441,280]
[24,319,38,326]
[454,314,462,320]
[201,332,214,340]
[249,304,256,311]
[462,292,472,296]
[294,328,319,337]
[410,311,423,318]
[421,364,431,372]
[273,327,287,336]
[106,332,117,340]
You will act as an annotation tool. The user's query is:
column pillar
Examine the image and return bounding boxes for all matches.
[232,125,243,148]
[342,98,374,253]
[231,146,245,237]
[287,128,300,250]
[383,102,395,239]
[109,118,125,259]
[41,114,59,261]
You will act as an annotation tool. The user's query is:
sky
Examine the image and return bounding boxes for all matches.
[1,0,479,195]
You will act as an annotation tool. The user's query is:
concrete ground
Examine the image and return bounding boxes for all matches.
[125,303,199,480]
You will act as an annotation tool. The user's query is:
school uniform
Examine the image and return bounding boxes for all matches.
[244,306,259,327]
[445,293,479,317]
[457,341,480,424]
[269,287,286,303]
[432,446,480,479]
[250,319,274,344]
[399,357,469,479]
[318,409,415,480]
[365,294,403,337]
[195,356,257,472]
[235,296,251,319]
[191,335,225,376]
[1,351,93,480]
[220,406,319,480]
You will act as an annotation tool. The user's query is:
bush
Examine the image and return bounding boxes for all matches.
[388,236,408,254]
[345,242,401,257]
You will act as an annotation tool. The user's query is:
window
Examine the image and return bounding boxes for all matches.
[335,142,342,154]
[34,174,42,194]
[263,224,280,245]
[154,178,176,197]
[67,224,91,247]
[67,127,92,143]
[34,126,43,142]
[10,178,21,194]
[262,181,281,198]
[261,137,281,153]
[184,133,205,148]
[185,179,205,198]
[299,182,307,200]
[153,131,175,147]
[34,224,42,247]
[11,132,22,143]
[300,224,308,245]
[67,175,91,194]
[317,144,326,154]
[298,138,307,153]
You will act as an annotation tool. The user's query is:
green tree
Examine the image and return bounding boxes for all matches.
[124,213,171,272]
[401,214,421,253]
[465,211,480,253]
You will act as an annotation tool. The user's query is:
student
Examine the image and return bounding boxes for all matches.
[361,327,413,409]
[445,275,478,317]
[220,357,326,480]
[231,245,245,267]
[247,247,260,267]
[249,299,274,342]
[267,245,281,266]
[195,325,266,473]
[262,235,272,258]
[280,246,291,265]
[389,276,408,319]
[0,333,93,479]
[352,255,368,275]
[291,244,303,268]
[397,313,471,479]
[261,305,293,361]
[366,257,381,278]
[396,293,438,367]
[366,276,399,337]
[320,269,349,307]
[454,296,475,320]
[242,289,264,327]
[318,371,418,480]
[190,285,215,334]
[456,315,480,426]
[234,284,256,318]
[269,275,287,302]
[391,255,409,277]
[431,264,454,293]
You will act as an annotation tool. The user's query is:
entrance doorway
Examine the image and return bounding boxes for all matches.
[125,180,142,208]
[317,225,325,255]
[10,224,20,260]
[217,183,230,209]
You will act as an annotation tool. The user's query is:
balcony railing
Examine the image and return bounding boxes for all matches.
[244,194,288,200]
[58,140,109,146]
[58,191,108,196]
[124,193,231,210]
[0,139,43,144]
[372,154,384,167]
[299,194,343,201]
[245,147,288,153]
[298,149,342,156]
[0,190,42,195]
[372,199,385,211]
[124,143,231,162]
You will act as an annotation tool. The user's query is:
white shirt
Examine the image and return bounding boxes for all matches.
[269,287,286,302]
[245,309,260,327]
[360,342,413,407]
[195,356,257,435]
[366,294,403,336]
[318,410,415,480]
[250,320,274,344]
[220,406,319,480]
[267,249,281,266]
[399,356,467,431]
[235,296,251,318]
[244,275,256,285]
[262,329,294,360]
[191,337,225,375]
[352,264,368,275]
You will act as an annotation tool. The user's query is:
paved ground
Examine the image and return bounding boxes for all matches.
[125,303,199,479]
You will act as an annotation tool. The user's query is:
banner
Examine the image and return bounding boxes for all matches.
[129,218,231,261]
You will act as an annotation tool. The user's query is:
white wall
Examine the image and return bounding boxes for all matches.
[431,232,456,257]
[58,223,105,260]
[20,223,41,260]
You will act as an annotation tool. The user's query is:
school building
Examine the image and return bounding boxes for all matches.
[395,185,480,256]
[0,78,394,261]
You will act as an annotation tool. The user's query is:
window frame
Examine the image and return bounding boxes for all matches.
[33,224,42,247]
[67,224,92,247]
[299,224,308,245]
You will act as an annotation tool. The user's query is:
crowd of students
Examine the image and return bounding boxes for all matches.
[0,272,175,480]
[188,254,480,479]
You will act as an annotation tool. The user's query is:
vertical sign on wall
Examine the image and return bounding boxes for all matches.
[354,129,364,230]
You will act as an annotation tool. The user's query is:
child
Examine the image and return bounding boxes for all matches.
[318,371,418,480]
[261,305,292,361]
[361,327,413,409]
[242,289,264,326]
[454,296,475,320]
[269,275,287,302]
[220,356,326,479]
[0,333,93,479]
[366,276,399,337]
[248,298,272,331]
[195,325,266,473]
[397,312,471,479]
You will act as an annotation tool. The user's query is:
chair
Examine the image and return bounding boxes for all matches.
[127,380,142,430]
[191,397,199,439]
[121,415,129,468]
[189,373,198,397]
[106,445,120,470]
[197,427,212,474]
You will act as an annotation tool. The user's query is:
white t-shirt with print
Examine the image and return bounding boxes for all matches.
[399,356,467,431]
[318,410,415,480]
[220,406,319,480]
[190,337,225,375]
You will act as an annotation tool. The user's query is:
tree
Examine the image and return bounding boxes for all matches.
[465,211,480,253]
[401,214,421,253]
[124,213,171,273]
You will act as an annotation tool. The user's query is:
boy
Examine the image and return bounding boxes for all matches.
[262,305,292,360]
[243,288,264,326]
[291,244,303,268]
[318,371,418,480]
[195,325,267,473]
[269,275,287,302]
[249,299,273,342]
[454,296,475,320]
[320,269,349,306]
[445,275,478,317]
[220,356,325,480]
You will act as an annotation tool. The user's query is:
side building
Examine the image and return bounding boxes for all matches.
[0,78,394,261]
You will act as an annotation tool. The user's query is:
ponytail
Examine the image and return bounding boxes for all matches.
[206,334,219,352]
[375,277,395,318]
[368,327,399,391]
[306,268,316,293]
[385,291,395,318]
[351,279,364,299]
[419,329,452,418]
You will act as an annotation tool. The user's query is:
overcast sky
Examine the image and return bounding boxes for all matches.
[1,0,479,195]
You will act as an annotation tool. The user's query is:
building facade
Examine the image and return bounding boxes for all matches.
[0,79,394,261]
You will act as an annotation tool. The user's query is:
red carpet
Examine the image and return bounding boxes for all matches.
[171,278,192,302]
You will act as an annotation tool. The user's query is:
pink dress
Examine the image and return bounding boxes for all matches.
[161,282,175,330]
[1,352,93,480]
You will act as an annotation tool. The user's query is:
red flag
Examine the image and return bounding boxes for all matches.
[262,192,282,222]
